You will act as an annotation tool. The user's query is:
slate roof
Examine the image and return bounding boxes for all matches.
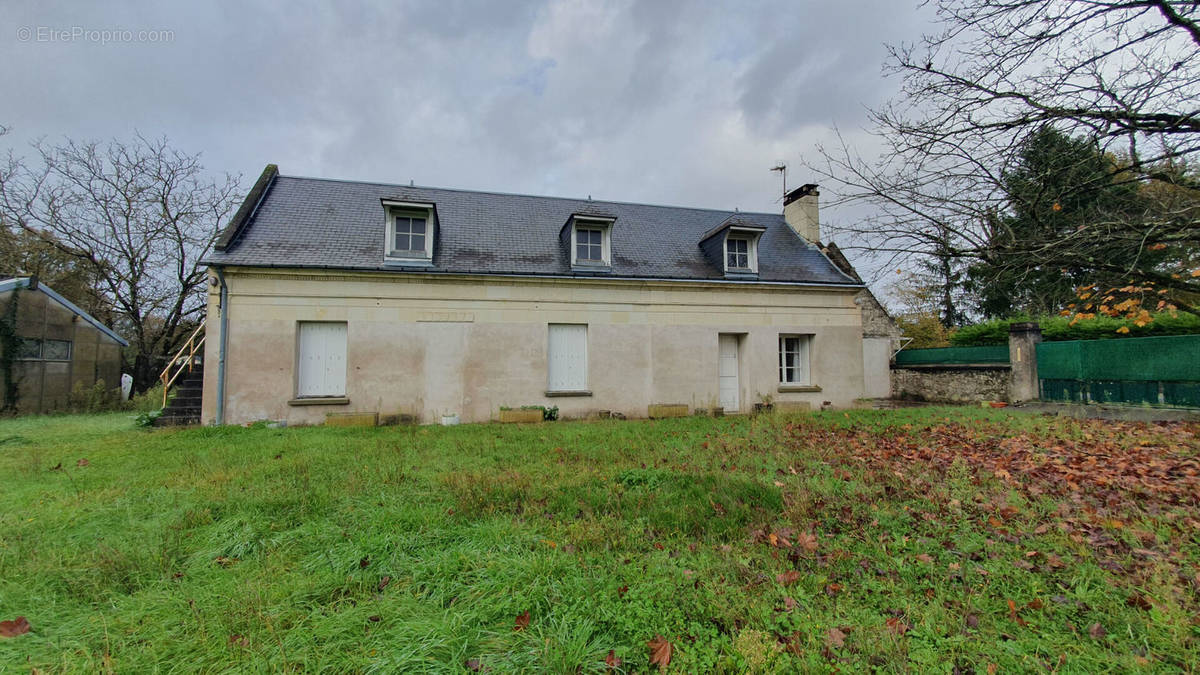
[206,168,860,286]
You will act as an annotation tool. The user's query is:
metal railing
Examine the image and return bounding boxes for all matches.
[159,320,206,408]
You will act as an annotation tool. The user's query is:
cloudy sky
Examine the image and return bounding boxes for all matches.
[2,1,931,253]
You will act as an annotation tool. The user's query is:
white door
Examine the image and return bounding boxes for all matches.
[297,322,347,397]
[718,334,739,412]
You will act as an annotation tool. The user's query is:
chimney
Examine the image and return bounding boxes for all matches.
[783,184,819,244]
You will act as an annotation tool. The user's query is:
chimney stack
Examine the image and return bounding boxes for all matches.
[783,184,819,244]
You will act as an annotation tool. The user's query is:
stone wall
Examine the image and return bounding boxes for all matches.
[891,364,1010,403]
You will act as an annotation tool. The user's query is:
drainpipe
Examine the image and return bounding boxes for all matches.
[214,266,229,425]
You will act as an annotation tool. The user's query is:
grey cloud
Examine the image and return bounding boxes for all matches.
[0,0,926,222]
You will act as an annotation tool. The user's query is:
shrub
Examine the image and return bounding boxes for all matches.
[950,312,1200,346]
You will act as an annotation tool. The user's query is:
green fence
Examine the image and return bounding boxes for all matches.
[1037,334,1200,407]
[894,345,1010,366]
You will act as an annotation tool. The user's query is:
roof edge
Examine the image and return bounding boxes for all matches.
[214,164,278,252]
[0,277,129,346]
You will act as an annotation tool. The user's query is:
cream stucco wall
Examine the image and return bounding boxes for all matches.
[201,268,866,425]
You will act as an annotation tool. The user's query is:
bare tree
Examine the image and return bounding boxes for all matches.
[0,133,241,390]
[809,0,1200,315]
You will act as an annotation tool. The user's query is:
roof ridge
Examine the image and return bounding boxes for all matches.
[276,173,784,219]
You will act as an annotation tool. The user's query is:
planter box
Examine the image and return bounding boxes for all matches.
[498,409,543,424]
[648,404,688,419]
[325,412,378,427]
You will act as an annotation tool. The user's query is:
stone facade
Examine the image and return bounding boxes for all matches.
[202,268,867,426]
[891,364,1011,403]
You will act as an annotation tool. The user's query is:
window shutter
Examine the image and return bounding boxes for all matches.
[297,322,347,396]
[547,324,588,392]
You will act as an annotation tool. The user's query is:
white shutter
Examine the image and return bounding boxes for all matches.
[547,324,588,392]
[297,322,347,397]
[718,334,740,412]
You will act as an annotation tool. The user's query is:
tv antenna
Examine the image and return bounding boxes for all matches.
[770,163,787,202]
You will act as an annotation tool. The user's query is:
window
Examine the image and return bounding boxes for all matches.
[726,237,750,269]
[779,335,812,385]
[383,201,435,261]
[296,322,347,398]
[393,215,427,253]
[42,339,72,361]
[575,228,604,263]
[569,216,614,267]
[547,324,588,393]
[16,338,42,360]
[14,338,71,361]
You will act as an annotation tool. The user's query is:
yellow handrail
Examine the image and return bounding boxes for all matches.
[159,320,207,408]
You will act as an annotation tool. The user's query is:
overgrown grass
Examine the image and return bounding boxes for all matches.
[0,408,1196,672]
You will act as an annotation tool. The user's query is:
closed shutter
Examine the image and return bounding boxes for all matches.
[297,322,347,397]
[547,324,588,392]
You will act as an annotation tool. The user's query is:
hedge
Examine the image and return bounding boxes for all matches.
[949,312,1200,346]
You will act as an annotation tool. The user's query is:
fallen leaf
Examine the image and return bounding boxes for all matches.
[617,585,629,597]
[965,613,979,629]
[228,634,249,647]
[784,596,796,612]
[915,554,933,564]
[605,649,622,668]
[1127,593,1152,610]
[1007,599,1027,626]
[0,617,30,638]
[359,556,370,569]
[378,576,391,591]
[214,556,238,567]
[513,611,530,632]
[776,570,801,586]
[795,531,819,553]
[367,615,381,622]
[825,627,846,649]
[648,635,672,671]
[76,458,89,467]
[885,616,909,635]
[987,664,998,675]
[1088,622,1106,639]
[1026,598,1044,610]
[825,582,843,596]
[465,658,483,672]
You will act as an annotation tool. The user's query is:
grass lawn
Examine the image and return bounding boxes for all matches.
[0,408,1198,672]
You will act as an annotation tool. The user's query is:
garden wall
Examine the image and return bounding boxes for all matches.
[891,364,1010,403]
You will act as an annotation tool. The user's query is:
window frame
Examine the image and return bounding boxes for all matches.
[383,201,436,262]
[569,217,614,268]
[723,228,760,274]
[778,334,813,386]
[14,338,72,362]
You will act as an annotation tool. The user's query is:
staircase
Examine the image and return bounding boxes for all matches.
[156,368,203,426]
[154,321,206,427]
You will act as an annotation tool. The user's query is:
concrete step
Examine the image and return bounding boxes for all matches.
[153,413,199,427]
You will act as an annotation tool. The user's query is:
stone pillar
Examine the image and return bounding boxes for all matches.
[1008,322,1042,403]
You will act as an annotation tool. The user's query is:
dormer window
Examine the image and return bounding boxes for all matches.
[726,236,750,270]
[383,200,435,263]
[575,227,604,263]
[722,227,762,274]
[699,218,765,277]
[568,215,615,268]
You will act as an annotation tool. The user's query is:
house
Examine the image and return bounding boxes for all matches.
[0,277,128,413]
[200,165,881,426]
[819,242,902,398]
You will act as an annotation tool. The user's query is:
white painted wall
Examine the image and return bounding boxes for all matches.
[202,269,867,425]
